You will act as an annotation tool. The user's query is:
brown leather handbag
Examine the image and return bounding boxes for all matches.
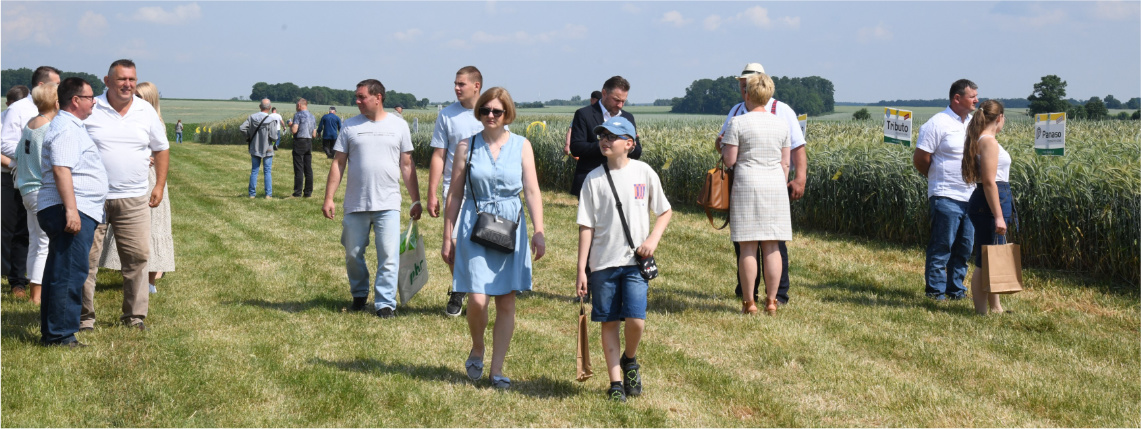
[697,161,731,229]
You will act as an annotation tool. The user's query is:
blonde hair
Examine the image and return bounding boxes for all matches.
[745,73,775,108]
[474,87,516,125]
[31,83,58,114]
[135,81,162,122]
[962,100,1005,184]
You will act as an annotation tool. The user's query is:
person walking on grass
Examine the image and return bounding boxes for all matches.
[268,106,284,149]
[174,120,183,144]
[722,73,792,316]
[38,77,107,347]
[13,83,59,305]
[428,65,487,318]
[317,106,341,159]
[913,79,978,301]
[962,100,1014,316]
[241,99,278,199]
[289,98,317,198]
[569,76,641,198]
[323,79,422,319]
[715,63,807,306]
[576,116,671,402]
[81,60,170,332]
[442,87,545,390]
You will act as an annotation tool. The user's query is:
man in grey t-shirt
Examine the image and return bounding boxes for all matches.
[322,79,422,319]
[289,98,317,198]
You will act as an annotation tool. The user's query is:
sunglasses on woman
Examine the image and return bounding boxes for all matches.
[478,107,506,117]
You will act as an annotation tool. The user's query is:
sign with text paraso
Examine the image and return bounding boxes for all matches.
[797,113,807,140]
[883,108,913,147]
[1034,112,1066,156]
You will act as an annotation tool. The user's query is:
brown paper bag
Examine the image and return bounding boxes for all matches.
[576,298,593,382]
[980,239,1023,294]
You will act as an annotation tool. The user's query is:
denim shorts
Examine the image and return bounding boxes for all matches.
[589,265,648,322]
[968,181,1015,267]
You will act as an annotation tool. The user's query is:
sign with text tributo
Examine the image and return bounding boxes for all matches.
[797,113,807,140]
[883,108,913,147]
[1034,112,1066,156]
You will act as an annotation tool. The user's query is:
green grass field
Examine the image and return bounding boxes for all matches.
[2,142,1137,427]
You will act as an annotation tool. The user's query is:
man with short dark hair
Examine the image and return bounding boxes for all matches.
[317,106,341,159]
[2,66,60,298]
[6,85,30,106]
[241,99,278,198]
[913,79,979,301]
[289,98,317,198]
[393,104,404,118]
[81,59,170,331]
[38,77,107,346]
[323,79,422,319]
[569,76,642,197]
[564,91,604,155]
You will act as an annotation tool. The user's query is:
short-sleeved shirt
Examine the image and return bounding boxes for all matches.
[916,107,976,201]
[39,111,109,220]
[175,122,183,132]
[334,113,413,213]
[84,94,170,199]
[719,100,806,168]
[290,110,316,138]
[577,160,671,271]
[429,102,483,189]
[1,96,38,173]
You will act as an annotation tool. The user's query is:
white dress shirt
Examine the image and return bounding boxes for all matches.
[916,107,976,201]
[2,96,38,173]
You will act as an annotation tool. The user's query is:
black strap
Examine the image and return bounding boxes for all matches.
[246,114,270,144]
[464,134,522,222]
[602,164,637,251]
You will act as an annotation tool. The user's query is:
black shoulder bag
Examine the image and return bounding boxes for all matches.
[602,164,659,281]
[466,134,522,253]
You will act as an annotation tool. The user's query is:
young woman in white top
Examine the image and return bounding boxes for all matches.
[961,100,1014,315]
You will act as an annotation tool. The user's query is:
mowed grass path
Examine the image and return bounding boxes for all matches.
[2,142,1137,427]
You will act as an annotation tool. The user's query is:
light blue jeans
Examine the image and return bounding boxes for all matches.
[342,210,400,311]
[249,155,273,197]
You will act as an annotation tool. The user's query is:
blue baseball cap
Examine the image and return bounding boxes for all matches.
[593,116,637,139]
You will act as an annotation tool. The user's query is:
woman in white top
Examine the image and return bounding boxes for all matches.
[961,100,1014,315]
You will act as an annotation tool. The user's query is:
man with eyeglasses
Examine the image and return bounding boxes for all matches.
[37,77,108,347]
[80,59,170,332]
[2,66,60,300]
[427,65,486,318]
[569,76,641,198]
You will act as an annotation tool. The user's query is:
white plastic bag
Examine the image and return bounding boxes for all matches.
[397,220,429,305]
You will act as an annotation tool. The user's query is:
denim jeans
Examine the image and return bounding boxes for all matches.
[38,205,97,345]
[342,210,400,311]
[589,265,648,322]
[175,132,182,143]
[249,156,273,197]
[925,196,974,298]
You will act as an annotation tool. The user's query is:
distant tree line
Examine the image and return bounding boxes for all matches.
[1028,75,1139,120]
[870,98,1032,108]
[670,75,835,116]
[2,68,106,96]
[249,82,428,108]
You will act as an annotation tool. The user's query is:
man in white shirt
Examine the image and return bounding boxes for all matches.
[80,59,170,331]
[2,66,60,298]
[427,65,485,317]
[322,79,422,319]
[913,79,978,301]
[714,63,808,305]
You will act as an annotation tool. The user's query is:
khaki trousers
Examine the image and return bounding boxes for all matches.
[81,195,151,327]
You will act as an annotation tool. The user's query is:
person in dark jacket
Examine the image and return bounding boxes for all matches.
[568,76,641,197]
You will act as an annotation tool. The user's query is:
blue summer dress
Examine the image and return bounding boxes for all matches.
[452,132,532,295]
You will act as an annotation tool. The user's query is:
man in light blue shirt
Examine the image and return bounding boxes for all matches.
[37,77,107,347]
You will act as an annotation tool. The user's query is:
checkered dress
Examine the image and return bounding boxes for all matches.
[721,111,792,242]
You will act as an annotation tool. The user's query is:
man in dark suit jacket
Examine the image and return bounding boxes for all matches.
[569,76,642,197]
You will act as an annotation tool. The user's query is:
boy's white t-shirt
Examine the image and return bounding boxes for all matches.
[576,160,671,272]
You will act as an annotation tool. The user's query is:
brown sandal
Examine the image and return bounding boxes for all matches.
[764,298,778,316]
[742,300,759,315]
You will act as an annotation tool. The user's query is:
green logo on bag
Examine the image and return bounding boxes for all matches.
[408,260,424,282]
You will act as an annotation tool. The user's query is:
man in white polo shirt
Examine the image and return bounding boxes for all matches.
[913,79,978,301]
[715,63,807,305]
[80,59,170,330]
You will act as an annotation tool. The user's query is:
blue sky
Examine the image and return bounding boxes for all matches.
[2,1,1138,104]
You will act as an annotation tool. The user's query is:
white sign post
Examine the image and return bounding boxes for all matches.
[883,108,913,147]
[1034,112,1066,156]
[797,113,807,140]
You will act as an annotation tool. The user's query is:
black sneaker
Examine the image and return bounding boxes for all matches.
[445,292,465,317]
[127,321,146,331]
[606,384,627,402]
[350,297,368,312]
[376,307,395,319]
[620,354,642,397]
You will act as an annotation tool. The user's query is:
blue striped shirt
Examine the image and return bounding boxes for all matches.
[38,111,108,221]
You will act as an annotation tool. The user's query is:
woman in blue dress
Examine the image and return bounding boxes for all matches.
[442,87,545,389]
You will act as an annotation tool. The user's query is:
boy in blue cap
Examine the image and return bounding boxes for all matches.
[575,116,672,402]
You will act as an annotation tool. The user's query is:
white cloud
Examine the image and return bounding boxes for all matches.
[78,11,108,38]
[857,23,893,43]
[394,28,422,41]
[703,14,723,31]
[1,5,55,47]
[741,6,772,28]
[661,10,690,27]
[1092,1,1140,20]
[124,3,201,25]
[621,3,641,14]
[781,16,801,30]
